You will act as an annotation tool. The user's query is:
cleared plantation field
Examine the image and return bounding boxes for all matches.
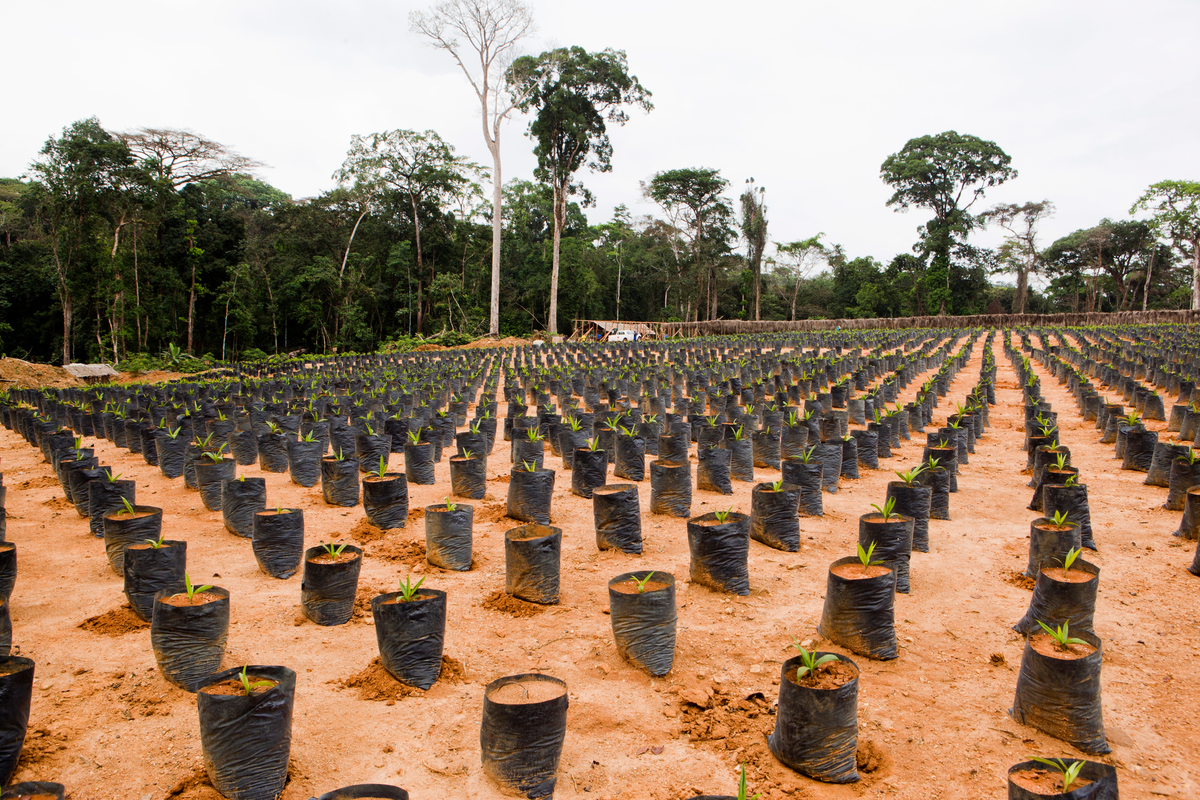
[0,328,1196,800]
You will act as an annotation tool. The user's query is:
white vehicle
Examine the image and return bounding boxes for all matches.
[606,329,637,342]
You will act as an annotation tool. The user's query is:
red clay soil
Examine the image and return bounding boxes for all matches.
[1,331,1197,798]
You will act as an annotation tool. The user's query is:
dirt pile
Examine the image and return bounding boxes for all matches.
[0,358,80,389]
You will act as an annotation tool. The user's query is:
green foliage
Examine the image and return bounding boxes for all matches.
[633,572,656,593]
[856,541,884,572]
[789,638,838,681]
[1037,620,1089,652]
[397,574,425,602]
[869,497,898,522]
[1030,758,1085,793]
[180,572,214,605]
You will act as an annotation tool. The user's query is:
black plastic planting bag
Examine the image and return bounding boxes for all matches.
[124,541,187,622]
[1025,519,1081,578]
[613,435,645,481]
[372,589,447,690]
[593,484,642,554]
[696,447,733,494]
[311,786,408,800]
[819,556,897,660]
[252,509,304,579]
[650,460,691,517]
[781,425,809,460]
[1011,630,1109,755]
[90,478,135,538]
[858,514,914,593]
[1121,428,1157,472]
[223,477,266,539]
[1164,457,1200,511]
[752,427,780,470]
[750,483,800,552]
[0,545,15,603]
[151,586,230,691]
[426,505,474,571]
[156,435,188,478]
[917,467,950,520]
[782,459,823,516]
[608,572,676,676]
[0,599,10,656]
[0,655,34,785]
[838,437,858,480]
[258,432,291,473]
[197,665,295,800]
[69,467,104,517]
[726,438,754,482]
[507,468,555,525]
[363,474,409,529]
[851,430,878,470]
[450,455,487,499]
[768,653,859,784]
[301,545,362,625]
[403,442,435,485]
[1146,442,1189,487]
[505,524,562,604]
[288,439,323,487]
[657,433,688,463]
[1006,759,1118,800]
[102,505,163,575]
[1013,558,1099,637]
[356,432,392,475]
[813,443,841,493]
[227,429,258,466]
[1043,483,1096,550]
[886,482,932,553]
[195,458,235,512]
[571,448,607,498]
[480,674,568,800]
[321,458,360,507]
[687,512,750,595]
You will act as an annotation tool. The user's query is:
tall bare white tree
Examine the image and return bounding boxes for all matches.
[410,0,535,337]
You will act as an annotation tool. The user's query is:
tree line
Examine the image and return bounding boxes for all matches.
[1,0,1198,365]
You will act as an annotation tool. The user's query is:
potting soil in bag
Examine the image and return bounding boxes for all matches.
[103,505,163,575]
[819,556,897,660]
[311,786,408,800]
[197,665,295,800]
[480,674,568,800]
[750,483,800,552]
[426,506,473,571]
[696,447,733,494]
[858,515,914,593]
[0,600,10,656]
[608,572,676,676]
[505,525,562,604]
[687,512,750,595]
[0,656,34,785]
[1010,630,1109,755]
[593,484,642,554]
[222,477,266,539]
[1006,760,1117,800]
[613,435,645,481]
[649,460,691,517]
[782,459,823,516]
[321,458,360,507]
[813,443,841,493]
[507,468,555,525]
[1013,557,1099,637]
[252,509,304,579]
[372,589,447,690]
[768,653,859,783]
[124,540,187,622]
[301,545,362,625]
[151,586,230,691]
[287,439,323,487]
[363,474,409,529]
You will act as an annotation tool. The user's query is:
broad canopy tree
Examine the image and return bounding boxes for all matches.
[645,168,734,321]
[981,200,1054,314]
[880,131,1016,315]
[509,46,651,335]
[1132,180,1200,310]
[334,129,485,334]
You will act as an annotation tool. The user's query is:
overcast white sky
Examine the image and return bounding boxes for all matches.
[4,0,1198,276]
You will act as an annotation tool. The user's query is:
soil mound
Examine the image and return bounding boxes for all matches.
[78,606,150,636]
[481,590,545,617]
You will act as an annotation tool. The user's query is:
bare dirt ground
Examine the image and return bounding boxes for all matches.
[2,331,1198,799]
